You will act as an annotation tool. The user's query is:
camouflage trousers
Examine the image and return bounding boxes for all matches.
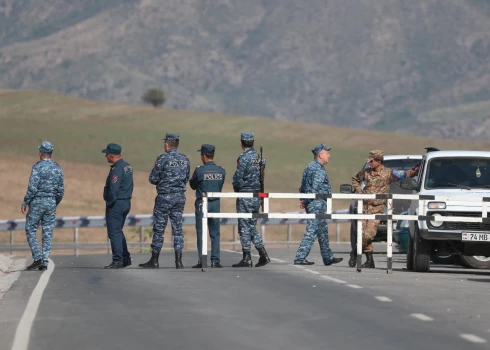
[362,204,384,253]
[151,193,186,254]
[294,200,334,264]
[25,197,57,266]
[236,197,264,252]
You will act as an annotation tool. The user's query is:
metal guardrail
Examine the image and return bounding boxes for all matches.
[0,210,350,253]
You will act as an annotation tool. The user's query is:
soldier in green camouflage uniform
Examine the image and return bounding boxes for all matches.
[351,150,419,268]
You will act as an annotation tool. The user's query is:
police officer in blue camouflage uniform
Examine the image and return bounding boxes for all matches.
[140,133,191,269]
[102,143,134,269]
[189,144,226,268]
[21,141,64,271]
[294,144,343,266]
[232,132,271,268]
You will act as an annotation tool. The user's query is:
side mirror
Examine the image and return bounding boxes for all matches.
[400,178,417,190]
[340,184,354,194]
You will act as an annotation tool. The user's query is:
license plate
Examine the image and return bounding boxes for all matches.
[462,232,490,242]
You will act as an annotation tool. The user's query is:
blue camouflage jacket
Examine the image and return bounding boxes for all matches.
[232,147,265,192]
[149,149,190,194]
[22,158,64,207]
[299,159,331,205]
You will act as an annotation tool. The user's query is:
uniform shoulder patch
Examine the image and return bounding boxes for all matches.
[112,175,119,184]
[124,166,133,174]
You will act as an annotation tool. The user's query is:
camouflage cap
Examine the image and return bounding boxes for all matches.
[162,133,180,141]
[366,150,384,161]
[197,144,215,154]
[424,147,440,153]
[240,132,254,141]
[102,143,122,155]
[38,141,54,154]
[311,143,331,156]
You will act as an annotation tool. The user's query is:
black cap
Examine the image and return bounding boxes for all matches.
[102,143,122,155]
[197,144,215,154]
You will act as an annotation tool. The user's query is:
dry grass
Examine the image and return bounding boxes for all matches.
[2,90,490,248]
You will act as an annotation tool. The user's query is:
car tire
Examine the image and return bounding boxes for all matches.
[407,228,414,271]
[430,255,455,265]
[459,255,490,269]
[413,225,431,272]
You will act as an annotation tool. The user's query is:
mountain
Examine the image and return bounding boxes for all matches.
[1,0,490,140]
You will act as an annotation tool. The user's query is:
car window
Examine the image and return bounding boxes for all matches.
[383,159,421,170]
[425,157,490,189]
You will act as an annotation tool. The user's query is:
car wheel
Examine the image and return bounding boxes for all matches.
[460,255,490,269]
[407,228,414,271]
[413,226,431,272]
[430,255,455,264]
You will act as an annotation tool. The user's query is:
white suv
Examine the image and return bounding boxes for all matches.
[400,150,490,272]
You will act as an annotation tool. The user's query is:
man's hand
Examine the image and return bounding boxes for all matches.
[299,201,305,210]
[21,206,27,215]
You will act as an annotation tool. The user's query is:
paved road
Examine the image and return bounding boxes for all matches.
[1,248,489,350]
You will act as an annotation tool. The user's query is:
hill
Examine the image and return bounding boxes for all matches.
[1,1,490,140]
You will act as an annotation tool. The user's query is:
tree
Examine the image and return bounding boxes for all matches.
[142,88,165,107]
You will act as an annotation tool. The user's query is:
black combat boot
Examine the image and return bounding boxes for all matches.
[232,250,252,267]
[361,252,375,268]
[255,247,271,267]
[26,259,43,271]
[175,251,184,269]
[348,251,357,268]
[138,252,159,269]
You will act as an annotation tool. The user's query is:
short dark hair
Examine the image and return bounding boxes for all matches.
[241,140,254,148]
[167,140,179,148]
[202,151,215,159]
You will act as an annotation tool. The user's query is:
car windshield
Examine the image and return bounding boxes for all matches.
[362,158,420,170]
[425,157,490,189]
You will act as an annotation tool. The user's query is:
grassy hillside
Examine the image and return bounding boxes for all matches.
[2,90,490,196]
[2,90,490,246]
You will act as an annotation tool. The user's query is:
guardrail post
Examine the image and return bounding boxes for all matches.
[387,198,393,274]
[140,226,144,253]
[202,196,208,271]
[233,224,238,250]
[261,225,265,243]
[287,224,292,248]
[74,227,79,257]
[356,199,363,272]
[10,229,14,245]
[336,223,340,243]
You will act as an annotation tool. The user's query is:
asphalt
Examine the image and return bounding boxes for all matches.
[1,248,489,350]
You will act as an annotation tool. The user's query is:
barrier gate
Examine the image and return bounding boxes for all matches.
[201,192,490,272]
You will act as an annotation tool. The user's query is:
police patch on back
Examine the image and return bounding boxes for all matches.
[169,160,189,167]
[204,173,223,181]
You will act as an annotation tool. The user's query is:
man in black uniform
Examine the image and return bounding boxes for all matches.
[102,143,134,269]
[189,144,226,268]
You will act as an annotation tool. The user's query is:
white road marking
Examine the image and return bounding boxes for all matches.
[320,275,347,284]
[347,284,363,289]
[293,265,305,269]
[11,259,55,350]
[304,269,321,275]
[375,296,392,302]
[410,313,434,321]
[460,334,487,344]
[270,258,286,263]
[221,249,240,253]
